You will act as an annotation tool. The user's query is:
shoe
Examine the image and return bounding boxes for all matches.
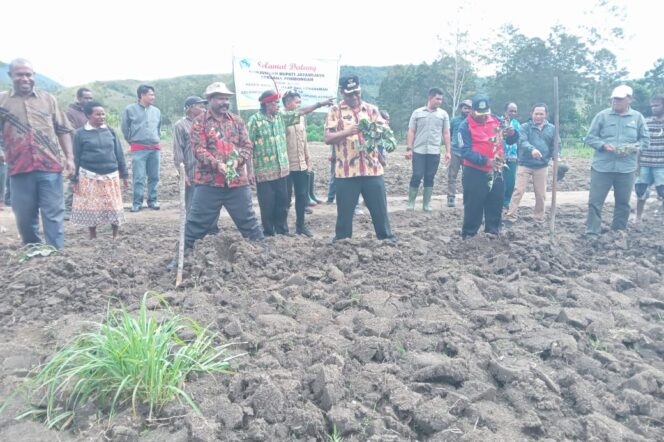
[130,206,142,213]
[422,187,433,212]
[407,187,419,210]
[447,196,455,208]
[149,204,160,210]
[296,226,313,237]
[305,207,313,214]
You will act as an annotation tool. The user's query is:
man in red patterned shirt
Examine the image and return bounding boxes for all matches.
[183,82,263,250]
[0,58,74,249]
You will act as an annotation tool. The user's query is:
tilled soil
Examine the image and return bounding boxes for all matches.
[0,143,662,442]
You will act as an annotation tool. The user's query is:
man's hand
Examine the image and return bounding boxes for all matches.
[503,127,515,137]
[347,124,360,136]
[487,158,504,171]
[65,158,75,178]
[444,151,451,163]
[217,161,227,174]
[603,144,615,153]
[320,98,334,107]
[531,149,542,159]
[405,149,413,160]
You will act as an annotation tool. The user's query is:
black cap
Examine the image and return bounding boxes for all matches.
[184,96,207,109]
[339,75,361,94]
[471,95,491,115]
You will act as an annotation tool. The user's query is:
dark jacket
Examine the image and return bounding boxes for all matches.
[518,121,558,169]
[72,126,128,181]
[66,103,88,129]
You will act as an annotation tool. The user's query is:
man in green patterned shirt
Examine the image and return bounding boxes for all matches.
[247,90,331,236]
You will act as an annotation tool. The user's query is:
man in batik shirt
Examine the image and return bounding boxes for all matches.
[324,75,396,242]
[0,58,74,249]
[247,90,331,236]
[183,82,263,250]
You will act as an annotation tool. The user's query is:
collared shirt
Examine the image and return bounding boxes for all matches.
[120,102,161,149]
[502,118,521,160]
[585,107,649,173]
[518,121,559,169]
[285,115,310,172]
[247,110,299,183]
[324,101,385,178]
[639,117,664,168]
[191,110,252,188]
[450,115,467,155]
[172,116,196,182]
[408,106,450,155]
[66,103,87,129]
[0,88,72,176]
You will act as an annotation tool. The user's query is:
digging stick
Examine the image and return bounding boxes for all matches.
[549,77,560,241]
[176,162,186,287]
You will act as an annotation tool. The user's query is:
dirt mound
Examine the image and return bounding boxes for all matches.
[1,148,663,441]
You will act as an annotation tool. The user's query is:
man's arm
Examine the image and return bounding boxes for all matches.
[584,112,609,151]
[58,133,75,177]
[120,107,131,142]
[637,114,650,151]
[442,128,451,160]
[297,98,334,117]
[459,120,488,166]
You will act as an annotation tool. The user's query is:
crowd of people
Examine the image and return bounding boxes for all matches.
[0,57,662,256]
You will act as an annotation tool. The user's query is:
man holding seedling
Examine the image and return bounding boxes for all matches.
[584,85,649,238]
[182,82,264,250]
[457,95,519,238]
[406,87,451,212]
[324,75,396,242]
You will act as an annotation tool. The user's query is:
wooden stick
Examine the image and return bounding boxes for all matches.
[549,77,560,241]
[175,162,186,287]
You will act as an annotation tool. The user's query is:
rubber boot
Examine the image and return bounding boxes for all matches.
[309,171,322,204]
[423,187,434,212]
[407,186,419,211]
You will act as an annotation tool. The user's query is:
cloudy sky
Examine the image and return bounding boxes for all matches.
[0,0,656,86]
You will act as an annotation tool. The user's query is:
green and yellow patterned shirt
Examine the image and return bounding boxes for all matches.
[247,110,299,183]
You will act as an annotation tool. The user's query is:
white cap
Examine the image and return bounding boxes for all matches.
[611,85,633,99]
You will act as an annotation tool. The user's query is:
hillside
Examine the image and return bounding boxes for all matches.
[51,66,389,128]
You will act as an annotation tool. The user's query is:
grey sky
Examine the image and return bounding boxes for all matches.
[0,0,656,86]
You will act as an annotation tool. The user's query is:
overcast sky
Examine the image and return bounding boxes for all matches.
[0,0,657,86]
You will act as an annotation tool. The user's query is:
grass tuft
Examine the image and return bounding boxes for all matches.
[1,292,243,429]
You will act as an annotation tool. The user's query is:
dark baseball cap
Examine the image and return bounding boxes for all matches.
[339,75,361,94]
[472,95,491,115]
[184,96,207,109]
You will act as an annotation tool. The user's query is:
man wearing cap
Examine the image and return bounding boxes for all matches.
[447,99,472,207]
[405,87,451,212]
[584,85,649,238]
[183,82,263,250]
[173,96,207,212]
[247,90,332,237]
[457,95,519,238]
[121,84,162,212]
[324,75,396,241]
[635,94,664,223]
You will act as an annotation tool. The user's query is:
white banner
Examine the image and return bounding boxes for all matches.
[233,56,340,112]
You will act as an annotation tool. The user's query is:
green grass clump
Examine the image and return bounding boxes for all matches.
[2,292,242,429]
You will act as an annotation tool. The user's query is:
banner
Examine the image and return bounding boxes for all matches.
[233,56,340,112]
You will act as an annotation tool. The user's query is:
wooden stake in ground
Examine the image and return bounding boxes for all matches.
[176,162,186,287]
[549,77,560,240]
